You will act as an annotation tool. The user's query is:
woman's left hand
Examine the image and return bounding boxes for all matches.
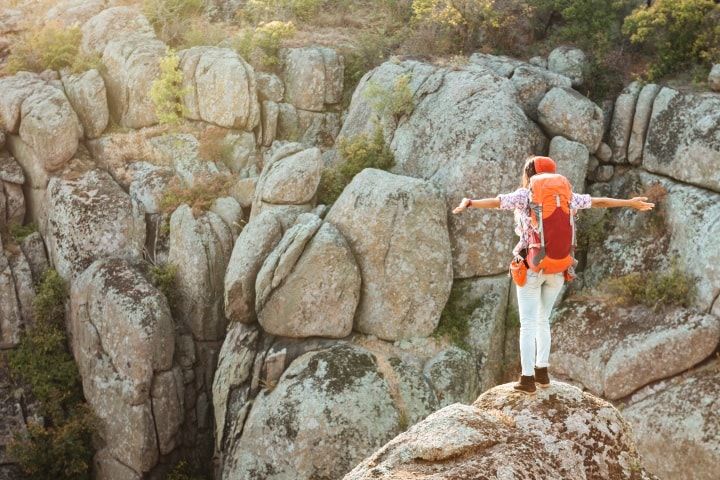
[630,197,655,211]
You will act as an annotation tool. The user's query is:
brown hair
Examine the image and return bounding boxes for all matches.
[522,156,537,188]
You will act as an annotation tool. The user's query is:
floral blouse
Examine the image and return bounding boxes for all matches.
[497,188,592,256]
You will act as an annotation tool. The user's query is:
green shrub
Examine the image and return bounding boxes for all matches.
[238,0,324,23]
[434,282,482,350]
[622,0,720,80]
[6,269,97,479]
[364,72,415,124]
[234,21,296,70]
[167,460,209,480]
[6,22,100,75]
[149,48,190,126]
[600,263,697,311]
[317,125,395,205]
[160,174,235,216]
[149,262,179,313]
[7,221,38,244]
[143,0,204,46]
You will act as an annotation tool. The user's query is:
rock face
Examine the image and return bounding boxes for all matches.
[61,69,109,139]
[69,258,182,477]
[326,169,453,341]
[550,298,720,400]
[344,382,657,480]
[623,363,720,480]
[43,169,146,281]
[538,87,604,153]
[283,47,344,111]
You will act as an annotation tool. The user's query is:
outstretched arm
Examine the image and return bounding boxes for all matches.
[590,196,654,211]
[453,197,500,214]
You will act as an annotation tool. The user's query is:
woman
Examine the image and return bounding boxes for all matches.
[453,156,654,394]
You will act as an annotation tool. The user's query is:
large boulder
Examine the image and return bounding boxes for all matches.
[538,86,604,153]
[45,0,106,26]
[642,87,720,193]
[168,205,234,341]
[345,382,657,479]
[0,72,46,133]
[101,36,165,128]
[326,169,453,341]
[627,83,661,166]
[339,59,547,278]
[255,213,361,338]
[43,169,146,281]
[69,258,182,476]
[282,46,344,111]
[547,46,588,87]
[0,152,25,227]
[0,255,23,348]
[608,82,642,164]
[623,364,720,480]
[80,6,156,57]
[180,46,261,131]
[218,343,433,480]
[551,298,720,400]
[510,64,572,120]
[61,69,109,139]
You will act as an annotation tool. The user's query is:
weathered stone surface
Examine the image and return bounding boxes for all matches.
[0,72,46,133]
[256,72,284,102]
[423,346,479,408]
[283,47,344,111]
[43,169,146,281]
[80,7,156,56]
[0,255,22,348]
[220,344,404,480]
[643,87,720,193]
[326,169,453,341]
[295,109,341,148]
[468,52,523,77]
[101,36,165,129]
[209,196,244,239]
[608,82,642,164]
[62,69,109,139]
[547,45,588,87]
[708,63,720,92]
[256,214,361,338]
[127,161,175,215]
[510,64,572,120]
[345,382,657,480]
[19,231,48,283]
[180,46,261,131]
[551,298,720,399]
[627,83,661,166]
[224,209,285,324]
[254,146,322,206]
[538,87,604,153]
[548,136,590,193]
[45,0,106,25]
[223,130,260,177]
[69,258,179,475]
[150,133,221,187]
[261,100,279,147]
[18,84,82,171]
[341,60,547,278]
[0,153,24,185]
[168,205,233,341]
[623,365,720,480]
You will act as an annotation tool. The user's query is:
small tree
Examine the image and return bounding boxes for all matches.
[622,0,720,79]
[149,48,190,126]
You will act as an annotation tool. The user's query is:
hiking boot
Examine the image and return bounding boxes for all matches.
[534,367,550,388]
[513,375,537,394]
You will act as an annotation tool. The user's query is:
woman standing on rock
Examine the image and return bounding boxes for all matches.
[453,156,654,394]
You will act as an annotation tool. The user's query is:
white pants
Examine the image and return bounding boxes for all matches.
[516,270,565,377]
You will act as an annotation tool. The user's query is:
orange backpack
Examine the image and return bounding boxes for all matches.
[527,173,577,275]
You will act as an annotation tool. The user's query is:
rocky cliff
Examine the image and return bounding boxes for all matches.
[0,3,718,480]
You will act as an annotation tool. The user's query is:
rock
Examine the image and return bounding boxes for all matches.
[551,298,720,400]
[538,87,604,153]
[0,73,46,133]
[0,152,24,185]
[168,205,233,341]
[468,52,523,77]
[150,133,221,187]
[423,346,479,407]
[708,64,720,92]
[341,60,546,278]
[16,83,82,171]
[80,7,156,57]
[283,47,344,111]
[627,83,661,166]
[326,169,453,341]
[43,169,146,281]
[623,365,720,480]
[69,258,180,475]
[19,232,48,283]
[209,196,244,239]
[261,100,279,146]
[223,130,260,177]
[0,255,22,348]
[642,87,720,193]
[61,69,109,139]
[296,109,341,148]
[219,344,407,480]
[251,145,323,217]
[255,214,361,338]
[547,46,588,87]
[127,161,175,215]
[510,64,572,120]
[45,0,106,26]
[256,72,284,102]
[345,382,657,480]
[548,136,590,193]
[224,209,285,324]
[179,46,261,131]
[608,82,642,164]
[101,36,165,129]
